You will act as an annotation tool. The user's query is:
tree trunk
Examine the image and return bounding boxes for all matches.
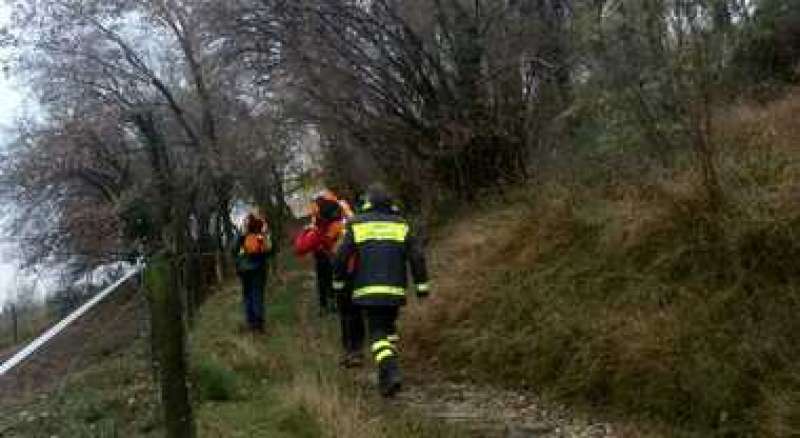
[11,304,18,345]
[145,255,195,438]
[135,110,195,438]
[214,210,226,284]
[184,249,198,327]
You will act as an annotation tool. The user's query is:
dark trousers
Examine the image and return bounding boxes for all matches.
[239,269,266,330]
[364,306,400,366]
[336,291,365,354]
[315,254,334,313]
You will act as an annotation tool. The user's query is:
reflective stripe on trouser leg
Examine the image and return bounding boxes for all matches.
[353,285,406,299]
[372,338,396,364]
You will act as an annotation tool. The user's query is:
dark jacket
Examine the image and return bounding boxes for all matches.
[332,207,429,306]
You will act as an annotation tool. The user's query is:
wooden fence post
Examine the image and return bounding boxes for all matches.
[144,255,195,438]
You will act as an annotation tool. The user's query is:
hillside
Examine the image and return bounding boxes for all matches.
[1,89,797,436]
[2,90,798,436]
[403,89,800,436]
[0,282,160,436]
[188,255,631,437]
[1,254,639,437]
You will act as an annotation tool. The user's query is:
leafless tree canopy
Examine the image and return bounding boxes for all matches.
[2,0,797,265]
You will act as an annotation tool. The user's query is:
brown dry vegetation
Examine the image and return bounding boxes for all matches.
[403,90,800,436]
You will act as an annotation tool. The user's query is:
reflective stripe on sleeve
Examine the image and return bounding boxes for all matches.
[375,349,395,363]
[416,283,430,293]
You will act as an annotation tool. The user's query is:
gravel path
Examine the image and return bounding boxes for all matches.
[297,268,622,438]
[394,380,617,437]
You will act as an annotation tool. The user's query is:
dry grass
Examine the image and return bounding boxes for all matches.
[404,89,800,435]
[284,372,385,438]
[761,372,800,438]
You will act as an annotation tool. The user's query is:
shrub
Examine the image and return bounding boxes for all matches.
[404,91,800,433]
[734,0,800,84]
[192,356,238,402]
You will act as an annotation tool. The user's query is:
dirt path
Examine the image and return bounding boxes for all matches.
[292,271,619,438]
[347,362,618,437]
[394,379,615,438]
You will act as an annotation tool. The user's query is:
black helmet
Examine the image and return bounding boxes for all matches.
[362,183,396,212]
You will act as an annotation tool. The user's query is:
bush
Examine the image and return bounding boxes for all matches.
[762,370,800,437]
[192,356,239,402]
[404,90,800,434]
[734,0,800,85]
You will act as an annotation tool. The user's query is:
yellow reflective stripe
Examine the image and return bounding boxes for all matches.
[352,222,409,244]
[354,285,406,298]
[387,334,400,343]
[375,349,395,363]
[371,340,393,353]
[416,283,430,292]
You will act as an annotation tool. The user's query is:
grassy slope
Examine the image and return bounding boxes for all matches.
[403,90,800,436]
[1,255,459,437]
[0,341,162,437]
[0,289,161,437]
[8,93,798,437]
[191,256,459,438]
[0,308,53,353]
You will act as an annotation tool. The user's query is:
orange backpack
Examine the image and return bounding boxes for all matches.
[243,233,268,255]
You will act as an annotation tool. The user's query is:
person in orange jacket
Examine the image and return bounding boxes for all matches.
[294,190,365,367]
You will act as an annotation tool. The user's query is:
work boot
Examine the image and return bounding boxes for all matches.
[378,359,402,398]
[319,302,337,317]
[339,352,364,369]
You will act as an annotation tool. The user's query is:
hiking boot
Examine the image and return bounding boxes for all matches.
[319,304,337,317]
[378,359,402,398]
[340,352,364,369]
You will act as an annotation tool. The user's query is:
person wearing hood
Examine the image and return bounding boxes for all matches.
[294,189,365,367]
[332,184,430,397]
[294,190,353,314]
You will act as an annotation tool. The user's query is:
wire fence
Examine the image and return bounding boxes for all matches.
[0,252,223,437]
[0,303,50,354]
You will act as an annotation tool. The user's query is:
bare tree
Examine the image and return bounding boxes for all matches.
[216,0,577,205]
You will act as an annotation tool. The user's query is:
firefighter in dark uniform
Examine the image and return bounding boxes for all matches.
[332,186,430,397]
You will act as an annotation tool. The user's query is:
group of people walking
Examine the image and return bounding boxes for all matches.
[232,185,430,397]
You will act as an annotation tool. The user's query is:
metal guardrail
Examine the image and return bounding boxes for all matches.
[0,260,146,377]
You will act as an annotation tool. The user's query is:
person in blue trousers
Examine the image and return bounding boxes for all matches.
[233,213,273,333]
